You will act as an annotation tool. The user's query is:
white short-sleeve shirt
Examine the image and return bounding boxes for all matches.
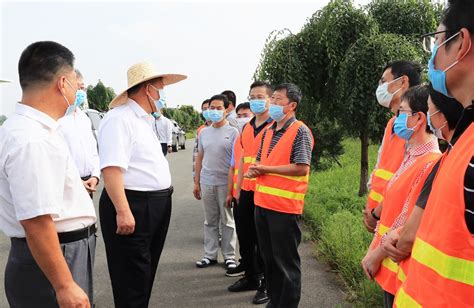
[154,115,173,145]
[0,103,97,238]
[98,99,171,191]
[58,108,100,178]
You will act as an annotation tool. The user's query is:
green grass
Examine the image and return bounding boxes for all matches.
[303,138,383,306]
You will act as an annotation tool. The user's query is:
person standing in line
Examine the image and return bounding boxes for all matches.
[58,69,100,198]
[227,81,274,306]
[193,94,238,270]
[221,90,239,129]
[363,61,422,232]
[246,83,314,308]
[193,99,212,180]
[0,41,97,308]
[98,62,186,307]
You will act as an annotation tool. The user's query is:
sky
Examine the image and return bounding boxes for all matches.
[0,0,370,116]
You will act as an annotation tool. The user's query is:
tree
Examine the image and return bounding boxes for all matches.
[255,0,377,169]
[87,80,116,112]
[336,33,424,196]
[162,105,202,132]
[0,115,7,126]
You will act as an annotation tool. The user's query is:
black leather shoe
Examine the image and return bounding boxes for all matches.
[252,287,269,305]
[228,277,259,292]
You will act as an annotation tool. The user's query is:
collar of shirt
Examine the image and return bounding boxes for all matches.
[270,116,297,132]
[15,102,59,130]
[450,104,474,146]
[405,137,440,158]
[249,115,273,130]
[127,98,150,118]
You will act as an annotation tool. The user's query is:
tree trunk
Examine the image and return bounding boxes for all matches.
[358,130,369,197]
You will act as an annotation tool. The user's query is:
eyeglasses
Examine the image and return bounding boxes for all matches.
[421,30,449,53]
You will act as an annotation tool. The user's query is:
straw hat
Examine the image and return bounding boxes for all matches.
[109,62,187,108]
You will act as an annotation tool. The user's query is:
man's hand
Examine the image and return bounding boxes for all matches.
[193,183,201,200]
[116,209,135,235]
[225,194,234,208]
[245,165,267,179]
[361,250,383,280]
[167,146,172,153]
[382,230,410,263]
[56,282,90,308]
[82,177,98,193]
[362,208,377,233]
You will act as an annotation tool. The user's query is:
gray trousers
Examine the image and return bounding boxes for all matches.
[5,234,96,308]
[201,184,236,260]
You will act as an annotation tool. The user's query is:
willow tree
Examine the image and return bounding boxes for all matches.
[336,33,423,196]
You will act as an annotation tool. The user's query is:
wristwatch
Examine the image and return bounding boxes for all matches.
[371,208,380,220]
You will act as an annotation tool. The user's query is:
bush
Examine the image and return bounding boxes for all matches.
[303,138,382,306]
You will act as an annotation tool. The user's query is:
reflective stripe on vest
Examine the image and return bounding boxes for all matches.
[366,117,405,211]
[395,287,421,308]
[412,238,474,286]
[254,120,314,214]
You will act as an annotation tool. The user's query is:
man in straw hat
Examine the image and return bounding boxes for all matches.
[98,62,186,307]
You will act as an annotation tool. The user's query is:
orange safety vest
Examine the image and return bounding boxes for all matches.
[395,124,474,308]
[197,124,207,137]
[366,117,406,211]
[370,151,440,295]
[241,119,273,192]
[254,120,314,215]
[232,135,243,198]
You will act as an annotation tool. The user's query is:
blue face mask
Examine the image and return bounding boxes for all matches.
[63,79,78,116]
[202,110,211,121]
[250,100,266,114]
[74,89,87,108]
[427,110,447,140]
[269,104,286,122]
[208,109,224,123]
[394,113,416,141]
[427,32,466,97]
[149,84,166,110]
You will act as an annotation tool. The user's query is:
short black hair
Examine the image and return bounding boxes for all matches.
[236,102,251,114]
[401,84,431,133]
[221,90,236,107]
[442,0,474,42]
[428,83,464,130]
[250,81,273,97]
[18,41,75,90]
[274,83,302,104]
[209,94,229,109]
[383,61,422,87]
[201,99,210,109]
[75,69,83,80]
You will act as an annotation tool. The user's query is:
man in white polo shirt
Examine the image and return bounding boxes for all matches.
[153,111,173,156]
[0,41,97,307]
[98,62,186,307]
[58,69,100,197]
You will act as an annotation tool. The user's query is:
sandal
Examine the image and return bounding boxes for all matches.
[196,257,217,268]
[224,258,237,270]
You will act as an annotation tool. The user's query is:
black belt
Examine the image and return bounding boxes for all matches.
[124,186,174,198]
[14,224,97,244]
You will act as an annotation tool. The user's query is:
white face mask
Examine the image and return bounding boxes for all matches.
[375,76,403,108]
[236,117,252,131]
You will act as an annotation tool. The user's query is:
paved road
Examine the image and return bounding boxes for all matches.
[0,139,347,307]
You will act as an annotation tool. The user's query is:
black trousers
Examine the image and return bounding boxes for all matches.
[255,206,301,308]
[161,143,168,156]
[100,187,173,308]
[383,291,395,308]
[235,189,264,280]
